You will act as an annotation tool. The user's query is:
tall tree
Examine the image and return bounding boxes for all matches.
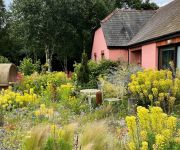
[115,0,158,10]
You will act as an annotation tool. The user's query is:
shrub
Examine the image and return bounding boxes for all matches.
[128,69,180,113]
[126,106,180,150]
[99,63,142,99]
[74,59,119,89]
[19,58,40,75]
[16,72,69,95]
[77,52,90,86]
[0,55,10,63]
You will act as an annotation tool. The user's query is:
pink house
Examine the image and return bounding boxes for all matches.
[91,0,180,69]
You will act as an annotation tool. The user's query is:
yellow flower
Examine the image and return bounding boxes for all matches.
[128,142,136,150]
[126,116,138,145]
[140,131,147,141]
[141,141,148,150]
[166,116,177,134]
[155,134,165,149]
[148,94,153,102]
[137,106,149,131]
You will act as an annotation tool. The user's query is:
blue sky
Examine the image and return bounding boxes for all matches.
[4,0,174,7]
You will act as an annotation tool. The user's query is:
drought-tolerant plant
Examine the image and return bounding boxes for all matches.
[23,123,78,150]
[80,121,113,150]
[128,69,180,113]
[45,124,77,150]
[0,88,39,110]
[22,125,50,150]
[99,62,142,99]
[19,58,40,75]
[126,106,180,150]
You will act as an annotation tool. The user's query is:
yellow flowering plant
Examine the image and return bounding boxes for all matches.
[0,88,39,110]
[128,69,180,113]
[126,106,180,150]
[34,104,54,119]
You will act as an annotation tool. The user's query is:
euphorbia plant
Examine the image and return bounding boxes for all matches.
[128,69,180,113]
[126,106,180,150]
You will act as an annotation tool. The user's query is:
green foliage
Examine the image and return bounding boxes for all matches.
[19,58,40,75]
[115,0,159,10]
[77,52,90,86]
[74,59,119,89]
[0,55,10,63]
[16,72,69,95]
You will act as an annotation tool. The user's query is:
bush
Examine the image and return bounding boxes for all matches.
[128,69,180,113]
[16,72,69,95]
[0,55,10,63]
[19,58,40,75]
[126,106,180,150]
[77,52,90,87]
[99,63,142,99]
[74,59,119,89]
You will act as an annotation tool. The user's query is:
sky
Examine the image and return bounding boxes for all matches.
[4,0,174,8]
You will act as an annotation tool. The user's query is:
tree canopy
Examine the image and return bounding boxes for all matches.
[0,0,159,71]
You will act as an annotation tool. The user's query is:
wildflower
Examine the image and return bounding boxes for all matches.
[140,130,147,141]
[148,94,153,102]
[128,141,136,150]
[141,141,148,150]
[126,116,137,140]
[155,134,165,149]
[137,106,149,131]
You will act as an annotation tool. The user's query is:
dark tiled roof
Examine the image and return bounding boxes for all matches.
[129,0,180,45]
[101,9,156,47]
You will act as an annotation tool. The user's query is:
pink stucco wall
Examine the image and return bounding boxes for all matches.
[91,27,128,62]
[141,43,158,69]
[109,49,128,62]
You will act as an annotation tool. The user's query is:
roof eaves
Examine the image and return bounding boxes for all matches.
[128,31,180,48]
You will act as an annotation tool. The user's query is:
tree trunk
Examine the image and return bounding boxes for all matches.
[45,46,52,72]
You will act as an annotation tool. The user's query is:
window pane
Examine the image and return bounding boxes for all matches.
[160,47,175,69]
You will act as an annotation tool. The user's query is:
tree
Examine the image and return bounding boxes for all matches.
[77,52,89,85]
[0,0,5,28]
[115,0,158,10]
[8,0,158,71]
[10,0,66,71]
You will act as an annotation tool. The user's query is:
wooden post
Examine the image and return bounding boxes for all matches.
[128,98,137,115]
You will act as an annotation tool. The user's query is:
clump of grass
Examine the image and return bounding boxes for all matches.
[80,121,113,150]
[22,125,50,150]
